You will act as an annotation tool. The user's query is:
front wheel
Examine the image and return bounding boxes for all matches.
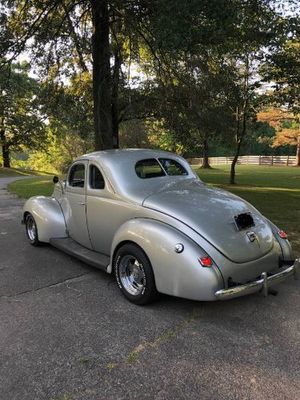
[25,213,41,246]
[114,244,158,305]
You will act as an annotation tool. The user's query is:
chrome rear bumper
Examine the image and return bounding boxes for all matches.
[215,258,299,300]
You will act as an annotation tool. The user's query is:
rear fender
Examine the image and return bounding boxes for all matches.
[110,218,223,301]
[267,219,294,261]
[23,196,67,242]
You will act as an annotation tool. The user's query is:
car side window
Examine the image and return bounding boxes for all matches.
[89,165,105,189]
[68,164,85,188]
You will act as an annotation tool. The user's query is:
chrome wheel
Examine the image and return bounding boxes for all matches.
[26,215,37,241]
[25,213,40,246]
[115,244,158,304]
[119,255,146,296]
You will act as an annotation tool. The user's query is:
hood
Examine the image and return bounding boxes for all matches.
[143,179,274,263]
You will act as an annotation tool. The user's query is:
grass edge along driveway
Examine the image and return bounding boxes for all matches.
[8,176,54,198]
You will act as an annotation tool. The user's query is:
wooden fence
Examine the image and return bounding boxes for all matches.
[188,155,297,166]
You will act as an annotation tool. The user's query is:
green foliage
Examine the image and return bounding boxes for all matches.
[119,119,150,148]
[0,61,46,148]
[146,119,187,155]
[43,73,94,143]
[20,129,91,174]
[1,0,299,161]
[262,40,300,113]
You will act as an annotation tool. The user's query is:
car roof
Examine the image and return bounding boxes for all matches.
[77,148,181,163]
[73,148,197,204]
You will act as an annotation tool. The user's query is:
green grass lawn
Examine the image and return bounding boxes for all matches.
[6,165,300,254]
[8,176,54,198]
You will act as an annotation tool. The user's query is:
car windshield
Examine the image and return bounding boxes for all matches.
[135,158,187,179]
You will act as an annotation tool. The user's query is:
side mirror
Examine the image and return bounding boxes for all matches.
[53,175,65,194]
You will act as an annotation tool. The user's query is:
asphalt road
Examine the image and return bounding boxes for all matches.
[1,176,300,400]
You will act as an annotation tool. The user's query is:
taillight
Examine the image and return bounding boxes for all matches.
[278,230,288,239]
[199,256,213,267]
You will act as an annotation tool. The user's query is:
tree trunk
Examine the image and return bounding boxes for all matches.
[296,135,300,167]
[230,106,241,185]
[230,139,242,184]
[230,106,247,184]
[0,129,10,168]
[91,0,113,150]
[201,134,211,168]
[230,55,249,184]
[111,49,121,148]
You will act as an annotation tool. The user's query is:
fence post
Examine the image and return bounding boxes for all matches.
[287,155,289,166]
[259,155,261,165]
[271,156,274,166]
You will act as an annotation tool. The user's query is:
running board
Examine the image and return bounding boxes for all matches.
[50,238,110,272]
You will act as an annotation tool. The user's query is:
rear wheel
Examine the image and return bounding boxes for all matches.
[25,213,41,246]
[114,244,158,305]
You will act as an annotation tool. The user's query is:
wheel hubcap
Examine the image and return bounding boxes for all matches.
[119,255,145,296]
[27,216,36,241]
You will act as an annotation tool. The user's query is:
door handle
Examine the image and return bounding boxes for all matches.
[78,202,85,206]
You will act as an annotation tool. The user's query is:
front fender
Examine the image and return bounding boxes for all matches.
[23,196,67,242]
[111,218,223,301]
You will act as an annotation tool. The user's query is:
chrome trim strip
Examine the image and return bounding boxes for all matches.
[215,258,299,300]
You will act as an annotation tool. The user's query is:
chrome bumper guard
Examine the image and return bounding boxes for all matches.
[215,258,299,300]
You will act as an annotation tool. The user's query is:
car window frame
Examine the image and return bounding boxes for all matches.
[66,161,87,192]
[135,157,188,179]
[88,163,106,190]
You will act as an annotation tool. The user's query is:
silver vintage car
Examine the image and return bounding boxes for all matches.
[23,149,299,304]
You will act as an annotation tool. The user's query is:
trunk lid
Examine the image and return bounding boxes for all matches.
[143,179,274,263]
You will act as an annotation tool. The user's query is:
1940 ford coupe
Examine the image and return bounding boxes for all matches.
[23,149,299,304]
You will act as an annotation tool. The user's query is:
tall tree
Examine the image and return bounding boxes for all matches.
[91,0,113,149]
[0,62,46,167]
[2,0,297,159]
[1,1,114,149]
[258,108,300,166]
[225,0,293,183]
[261,38,300,165]
[1,1,156,150]
[229,53,256,184]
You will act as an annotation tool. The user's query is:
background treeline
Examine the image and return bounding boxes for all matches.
[0,0,299,181]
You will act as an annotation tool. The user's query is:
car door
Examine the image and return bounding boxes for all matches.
[62,160,92,249]
[86,163,139,255]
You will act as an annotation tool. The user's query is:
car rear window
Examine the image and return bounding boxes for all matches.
[158,158,188,176]
[135,159,165,179]
[135,158,187,179]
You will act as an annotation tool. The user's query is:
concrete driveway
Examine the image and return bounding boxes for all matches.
[1,176,300,400]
